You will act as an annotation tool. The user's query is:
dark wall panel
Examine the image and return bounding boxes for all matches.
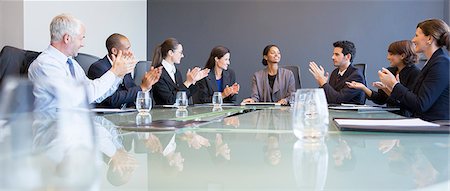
[148,0,444,102]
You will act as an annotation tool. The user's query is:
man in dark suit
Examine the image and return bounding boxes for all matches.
[309,40,366,104]
[88,33,162,108]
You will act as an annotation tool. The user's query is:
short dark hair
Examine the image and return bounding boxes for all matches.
[204,45,230,69]
[262,44,279,66]
[333,41,356,63]
[106,33,127,55]
[388,40,418,66]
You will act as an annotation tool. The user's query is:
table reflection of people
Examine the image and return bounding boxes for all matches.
[93,115,138,186]
[31,111,100,188]
[253,109,294,166]
[223,116,240,128]
[329,135,362,171]
[143,133,185,172]
[180,131,211,149]
[378,139,447,188]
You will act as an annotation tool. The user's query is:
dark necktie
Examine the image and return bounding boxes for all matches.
[67,58,75,78]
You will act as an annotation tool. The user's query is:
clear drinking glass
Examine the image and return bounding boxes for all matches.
[289,94,296,109]
[292,88,329,141]
[212,92,223,108]
[136,91,152,113]
[175,91,188,110]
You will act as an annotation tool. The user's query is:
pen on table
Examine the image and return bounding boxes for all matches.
[120,103,127,110]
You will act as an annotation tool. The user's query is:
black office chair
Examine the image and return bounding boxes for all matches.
[353,63,367,104]
[282,65,302,89]
[353,63,366,81]
[0,46,40,86]
[74,53,100,74]
[133,61,152,85]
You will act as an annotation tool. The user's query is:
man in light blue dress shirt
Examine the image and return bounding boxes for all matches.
[28,14,136,111]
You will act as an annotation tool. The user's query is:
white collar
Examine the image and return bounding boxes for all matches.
[162,59,176,74]
[47,45,71,64]
[107,55,113,66]
[338,68,347,76]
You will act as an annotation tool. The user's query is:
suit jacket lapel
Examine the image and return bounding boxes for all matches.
[162,68,177,88]
[208,71,218,92]
[222,70,231,87]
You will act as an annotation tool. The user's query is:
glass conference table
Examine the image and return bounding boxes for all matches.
[97,106,449,191]
[1,105,449,190]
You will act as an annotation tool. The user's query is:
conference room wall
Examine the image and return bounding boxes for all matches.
[0,0,24,49]
[22,0,147,60]
[147,0,445,103]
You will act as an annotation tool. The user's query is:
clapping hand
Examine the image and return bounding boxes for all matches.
[140,66,162,92]
[309,61,329,87]
[222,83,239,98]
[111,50,137,77]
[346,81,366,90]
[378,68,398,92]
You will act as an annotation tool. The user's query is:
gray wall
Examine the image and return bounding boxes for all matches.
[0,0,24,49]
[148,0,446,102]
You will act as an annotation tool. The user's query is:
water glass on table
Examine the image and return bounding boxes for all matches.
[175,91,188,110]
[136,91,152,113]
[212,92,223,108]
[292,88,329,141]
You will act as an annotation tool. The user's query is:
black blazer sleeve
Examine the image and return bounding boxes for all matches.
[368,67,396,105]
[194,69,237,104]
[195,78,212,104]
[153,69,194,105]
[87,57,141,108]
[322,66,366,104]
[390,49,449,121]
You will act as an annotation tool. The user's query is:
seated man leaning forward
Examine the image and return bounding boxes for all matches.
[87,33,162,108]
[309,40,366,105]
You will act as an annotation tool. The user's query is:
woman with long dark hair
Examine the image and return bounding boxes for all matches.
[151,38,210,105]
[194,45,240,104]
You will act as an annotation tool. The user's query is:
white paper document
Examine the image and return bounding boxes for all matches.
[91,108,136,113]
[240,102,281,106]
[334,118,440,127]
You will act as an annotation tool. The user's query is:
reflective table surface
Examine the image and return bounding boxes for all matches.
[1,106,448,190]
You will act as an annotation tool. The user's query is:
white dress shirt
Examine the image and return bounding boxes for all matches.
[338,68,347,76]
[28,45,123,111]
[162,59,176,83]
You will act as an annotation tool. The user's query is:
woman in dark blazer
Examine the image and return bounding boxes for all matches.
[194,46,240,104]
[379,19,450,121]
[347,40,420,117]
[151,38,210,105]
[242,45,295,105]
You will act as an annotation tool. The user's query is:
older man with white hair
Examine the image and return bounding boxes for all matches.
[28,14,135,111]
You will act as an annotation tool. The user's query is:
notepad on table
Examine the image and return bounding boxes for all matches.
[333,118,448,133]
[328,104,399,112]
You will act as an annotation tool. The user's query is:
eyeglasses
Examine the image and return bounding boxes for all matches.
[172,49,184,55]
